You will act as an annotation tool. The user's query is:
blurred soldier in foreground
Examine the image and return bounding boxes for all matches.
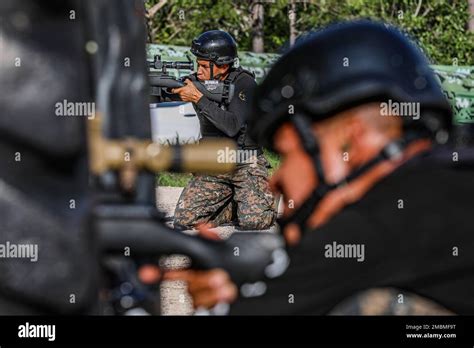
[172,30,276,231]
[167,21,474,314]
[0,0,174,315]
[0,0,97,314]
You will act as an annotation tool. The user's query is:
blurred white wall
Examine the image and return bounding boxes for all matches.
[150,102,200,144]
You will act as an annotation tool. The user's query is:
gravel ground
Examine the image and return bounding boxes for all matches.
[155,186,282,315]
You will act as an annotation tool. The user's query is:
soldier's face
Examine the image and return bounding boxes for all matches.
[196,59,229,80]
[270,123,319,245]
[270,115,358,245]
[270,104,408,245]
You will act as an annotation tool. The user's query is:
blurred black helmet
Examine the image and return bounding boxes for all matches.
[248,21,453,151]
[191,30,237,66]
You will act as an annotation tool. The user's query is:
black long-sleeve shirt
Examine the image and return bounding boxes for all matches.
[192,68,260,150]
[230,151,474,315]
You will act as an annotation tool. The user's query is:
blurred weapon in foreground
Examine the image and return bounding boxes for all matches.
[86,0,287,315]
[88,112,287,315]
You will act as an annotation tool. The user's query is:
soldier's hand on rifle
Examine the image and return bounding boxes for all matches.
[138,264,162,284]
[164,223,238,309]
[137,222,238,309]
[171,79,203,103]
[166,268,237,309]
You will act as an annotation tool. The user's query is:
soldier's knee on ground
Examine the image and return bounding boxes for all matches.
[173,208,195,229]
[237,211,275,230]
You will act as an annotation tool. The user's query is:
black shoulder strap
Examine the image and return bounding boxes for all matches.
[227,67,255,83]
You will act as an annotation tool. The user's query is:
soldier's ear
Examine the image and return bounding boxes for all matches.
[342,114,364,146]
[220,64,230,73]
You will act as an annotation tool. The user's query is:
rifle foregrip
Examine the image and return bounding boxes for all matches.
[95,208,287,285]
[149,74,185,89]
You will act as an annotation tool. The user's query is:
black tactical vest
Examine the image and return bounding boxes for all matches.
[193,67,262,153]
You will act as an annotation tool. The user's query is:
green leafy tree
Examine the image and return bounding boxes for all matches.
[146,0,474,65]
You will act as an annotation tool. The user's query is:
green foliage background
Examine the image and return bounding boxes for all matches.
[146,0,474,65]
[147,0,473,186]
[157,149,281,187]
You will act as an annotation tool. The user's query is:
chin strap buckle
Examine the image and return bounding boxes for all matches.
[382,140,405,161]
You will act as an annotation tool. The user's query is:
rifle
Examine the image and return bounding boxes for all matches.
[85,1,288,316]
[89,113,288,315]
[0,0,287,317]
[148,55,235,104]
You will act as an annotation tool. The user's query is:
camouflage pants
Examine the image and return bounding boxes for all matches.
[174,154,276,230]
[329,288,453,315]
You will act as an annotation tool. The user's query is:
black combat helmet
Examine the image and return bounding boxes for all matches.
[191,30,238,66]
[247,21,454,232]
[248,21,453,151]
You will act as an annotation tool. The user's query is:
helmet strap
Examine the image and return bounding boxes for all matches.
[209,61,215,80]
